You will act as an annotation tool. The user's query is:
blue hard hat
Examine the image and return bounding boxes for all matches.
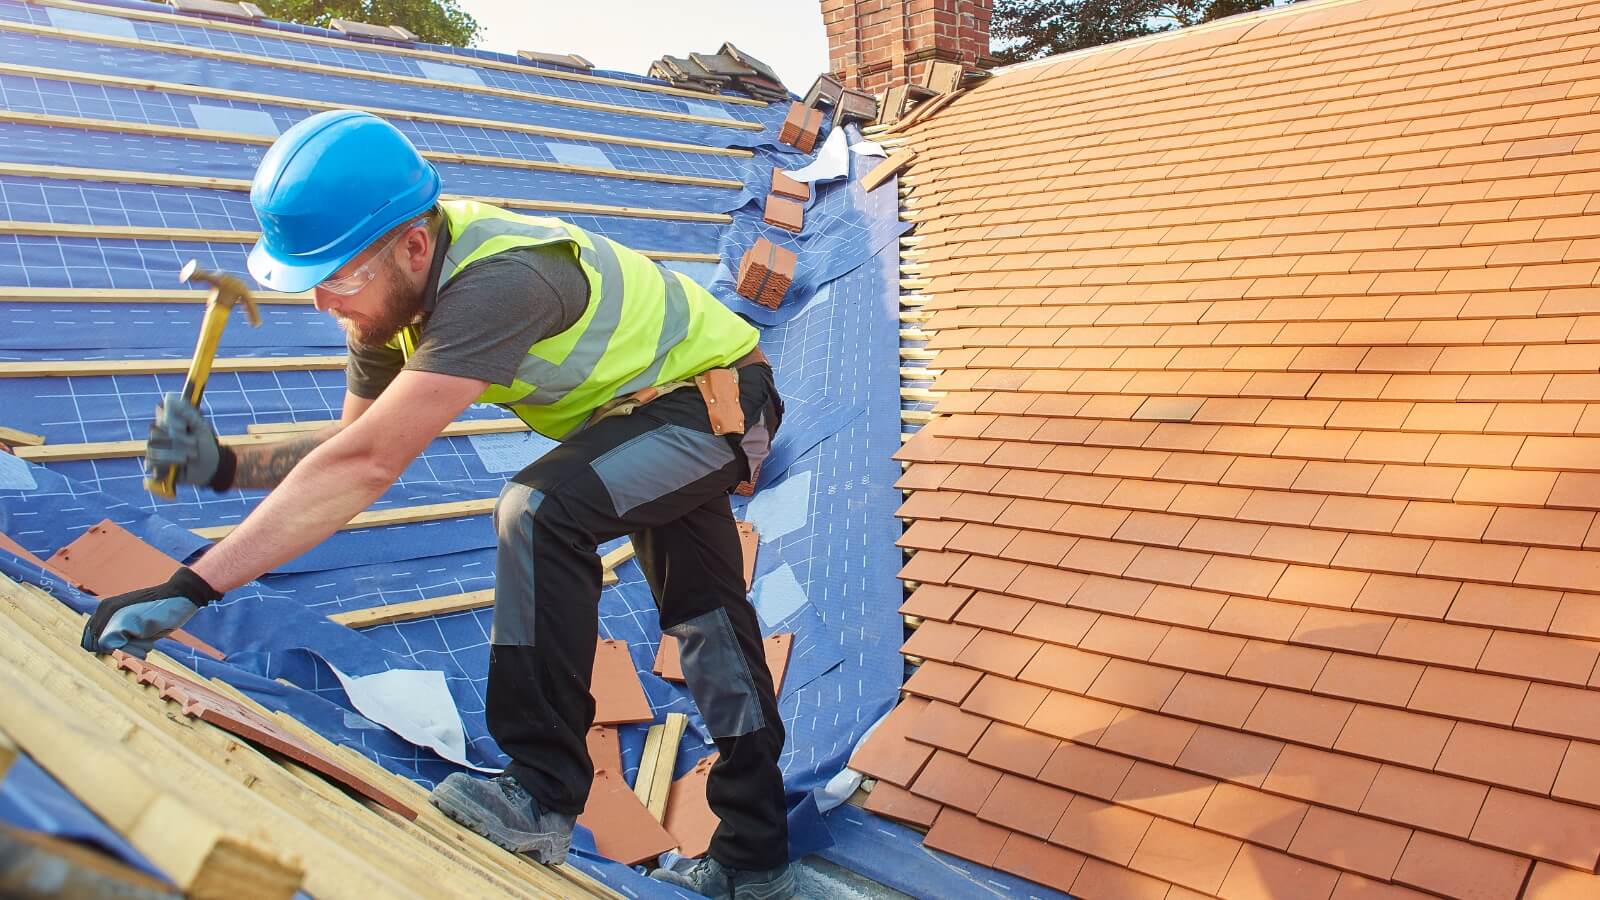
[247,110,442,293]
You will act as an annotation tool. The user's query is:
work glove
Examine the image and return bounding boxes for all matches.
[80,566,222,658]
[146,393,235,491]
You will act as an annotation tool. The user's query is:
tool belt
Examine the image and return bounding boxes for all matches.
[588,345,769,432]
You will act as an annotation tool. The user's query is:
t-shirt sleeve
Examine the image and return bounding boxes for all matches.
[404,244,588,387]
[345,336,406,400]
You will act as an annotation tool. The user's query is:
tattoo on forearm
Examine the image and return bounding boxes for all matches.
[232,426,341,489]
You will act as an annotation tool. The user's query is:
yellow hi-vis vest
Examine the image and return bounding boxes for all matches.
[394,200,760,439]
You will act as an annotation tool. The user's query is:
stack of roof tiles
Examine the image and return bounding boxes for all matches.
[779,102,824,153]
[648,43,788,101]
[857,0,1600,897]
[735,238,797,310]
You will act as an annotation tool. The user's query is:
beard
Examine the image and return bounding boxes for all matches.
[338,252,425,348]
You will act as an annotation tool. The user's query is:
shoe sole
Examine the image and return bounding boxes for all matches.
[649,871,728,898]
[734,871,796,900]
[429,782,569,866]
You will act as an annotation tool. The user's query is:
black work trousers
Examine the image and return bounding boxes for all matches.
[486,362,788,871]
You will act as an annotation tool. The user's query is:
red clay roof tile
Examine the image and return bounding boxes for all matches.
[1470,787,1600,870]
[910,750,1004,814]
[1392,831,1530,900]
[1288,806,1411,882]
[1332,705,1454,771]
[1263,745,1379,812]
[977,773,1074,840]
[1221,844,1340,900]
[1096,708,1198,765]
[1435,722,1569,795]
[922,807,1010,867]
[1049,794,1155,867]
[1070,856,1171,900]
[1129,817,1242,894]
[862,781,941,828]
[1112,760,1217,824]
[1360,763,1487,839]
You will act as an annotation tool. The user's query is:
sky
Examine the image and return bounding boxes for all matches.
[455,0,831,92]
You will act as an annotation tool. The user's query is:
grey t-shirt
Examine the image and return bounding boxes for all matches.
[345,240,589,399]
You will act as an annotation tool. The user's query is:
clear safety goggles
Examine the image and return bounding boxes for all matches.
[317,219,427,296]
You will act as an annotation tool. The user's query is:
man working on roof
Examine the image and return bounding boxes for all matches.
[80,110,792,900]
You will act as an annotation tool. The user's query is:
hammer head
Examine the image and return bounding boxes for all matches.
[180,259,262,328]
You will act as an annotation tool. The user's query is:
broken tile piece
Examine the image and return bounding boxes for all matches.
[586,725,621,776]
[592,638,653,725]
[47,520,222,660]
[662,753,719,858]
[737,521,759,592]
[48,519,182,597]
[577,768,676,866]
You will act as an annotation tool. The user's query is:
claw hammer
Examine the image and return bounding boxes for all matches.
[144,260,261,499]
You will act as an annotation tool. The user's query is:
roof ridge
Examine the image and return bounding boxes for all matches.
[993,0,1378,78]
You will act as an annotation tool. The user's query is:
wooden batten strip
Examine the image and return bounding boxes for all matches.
[0,286,311,305]
[0,20,763,131]
[0,163,732,224]
[0,355,343,380]
[632,712,687,823]
[0,220,720,263]
[248,418,526,437]
[0,62,751,158]
[328,591,494,629]
[0,727,14,780]
[0,119,741,188]
[328,542,635,628]
[192,498,496,540]
[0,426,44,446]
[19,417,525,463]
[862,149,918,192]
[31,0,763,109]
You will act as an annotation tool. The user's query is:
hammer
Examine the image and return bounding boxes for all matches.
[144,260,261,500]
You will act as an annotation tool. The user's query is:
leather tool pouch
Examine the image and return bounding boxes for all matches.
[695,367,745,435]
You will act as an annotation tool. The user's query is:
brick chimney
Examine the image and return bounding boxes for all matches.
[821,0,994,96]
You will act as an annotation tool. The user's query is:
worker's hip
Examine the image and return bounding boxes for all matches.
[585,347,782,493]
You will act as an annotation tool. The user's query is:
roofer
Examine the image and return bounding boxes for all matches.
[80,110,793,899]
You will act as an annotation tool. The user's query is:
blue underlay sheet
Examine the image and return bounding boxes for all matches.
[0,1,1036,895]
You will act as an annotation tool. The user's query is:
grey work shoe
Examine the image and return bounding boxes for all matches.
[429,772,576,864]
[650,856,795,899]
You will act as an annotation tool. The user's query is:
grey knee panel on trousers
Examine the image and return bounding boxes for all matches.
[590,423,736,517]
[493,481,545,647]
[668,608,766,739]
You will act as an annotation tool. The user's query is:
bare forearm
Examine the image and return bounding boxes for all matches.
[231,426,342,489]
[191,445,393,592]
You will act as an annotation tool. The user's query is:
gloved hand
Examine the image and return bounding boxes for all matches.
[80,566,222,658]
[146,393,235,491]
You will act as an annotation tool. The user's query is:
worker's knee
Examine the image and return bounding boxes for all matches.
[668,609,767,739]
[495,481,547,551]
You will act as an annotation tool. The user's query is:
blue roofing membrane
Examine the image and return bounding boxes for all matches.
[0,1,1038,895]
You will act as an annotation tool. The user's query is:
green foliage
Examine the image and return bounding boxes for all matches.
[991,0,1285,64]
[256,0,481,47]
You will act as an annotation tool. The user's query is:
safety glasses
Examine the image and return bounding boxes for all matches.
[317,219,427,296]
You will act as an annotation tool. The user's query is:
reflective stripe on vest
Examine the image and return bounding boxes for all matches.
[395,200,757,439]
